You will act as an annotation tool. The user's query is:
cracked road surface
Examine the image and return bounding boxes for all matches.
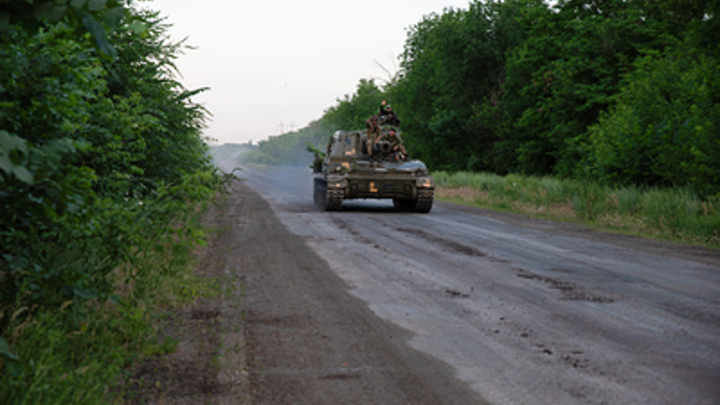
[230,166,720,405]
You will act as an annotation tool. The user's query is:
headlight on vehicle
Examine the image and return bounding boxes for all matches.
[416,177,434,188]
[327,177,347,189]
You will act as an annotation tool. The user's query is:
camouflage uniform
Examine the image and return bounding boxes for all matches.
[382,130,407,160]
[365,115,381,156]
[379,104,401,127]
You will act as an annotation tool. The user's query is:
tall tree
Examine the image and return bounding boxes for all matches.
[495,0,670,176]
[391,0,527,171]
[322,79,385,130]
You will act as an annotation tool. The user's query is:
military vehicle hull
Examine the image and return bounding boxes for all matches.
[312,130,434,213]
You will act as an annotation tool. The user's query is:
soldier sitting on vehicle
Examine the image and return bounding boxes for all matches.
[381,128,407,161]
[379,100,401,127]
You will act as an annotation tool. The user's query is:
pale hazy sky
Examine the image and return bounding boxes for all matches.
[146,0,471,144]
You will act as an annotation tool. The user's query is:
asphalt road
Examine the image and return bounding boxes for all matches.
[232,165,720,405]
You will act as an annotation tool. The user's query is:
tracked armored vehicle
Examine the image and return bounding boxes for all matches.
[312,130,434,212]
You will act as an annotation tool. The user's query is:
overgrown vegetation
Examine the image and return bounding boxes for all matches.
[389,0,719,199]
[0,1,227,403]
[435,171,720,247]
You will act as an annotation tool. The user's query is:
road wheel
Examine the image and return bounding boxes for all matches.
[314,179,342,211]
[393,189,433,213]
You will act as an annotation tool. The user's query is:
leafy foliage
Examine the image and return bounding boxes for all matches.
[323,79,385,130]
[389,0,526,171]
[583,42,720,196]
[0,0,224,399]
[498,0,668,175]
[390,0,719,197]
[0,0,132,58]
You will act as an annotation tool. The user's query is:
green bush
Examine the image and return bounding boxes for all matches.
[0,2,226,402]
[583,44,720,197]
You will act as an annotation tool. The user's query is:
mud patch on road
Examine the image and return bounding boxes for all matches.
[396,227,487,257]
[445,288,472,298]
[560,351,589,370]
[517,269,617,303]
[662,300,720,325]
[331,217,376,246]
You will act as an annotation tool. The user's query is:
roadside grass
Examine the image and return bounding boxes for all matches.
[434,171,720,248]
[0,201,228,405]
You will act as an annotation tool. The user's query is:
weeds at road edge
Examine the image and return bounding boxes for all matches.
[434,171,720,248]
[0,177,234,405]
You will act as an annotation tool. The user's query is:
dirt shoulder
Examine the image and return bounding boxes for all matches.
[128,182,484,404]
[435,200,720,268]
[126,187,249,404]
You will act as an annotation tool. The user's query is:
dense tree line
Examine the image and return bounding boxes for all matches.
[389,0,719,196]
[0,0,221,364]
[252,0,718,197]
